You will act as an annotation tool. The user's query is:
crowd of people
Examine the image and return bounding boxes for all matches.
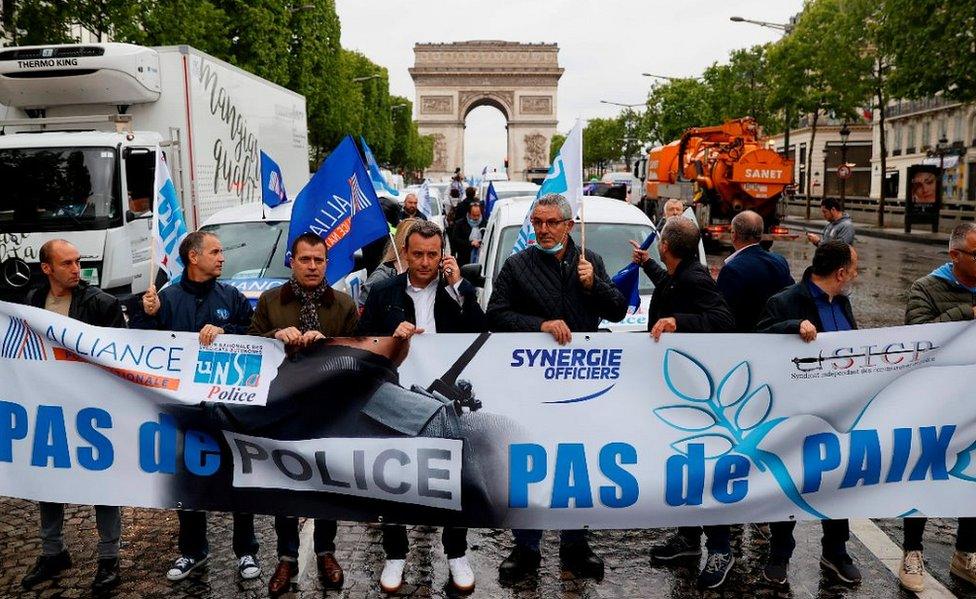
[13,188,976,595]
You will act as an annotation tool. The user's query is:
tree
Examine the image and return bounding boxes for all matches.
[583,117,625,175]
[882,0,976,102]
[703,44,781,134]
[122,0,230,54]
[344,49,394,163]
[549,133,566,163]
[643,78,714,145]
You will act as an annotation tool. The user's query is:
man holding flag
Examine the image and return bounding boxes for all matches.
[287,136,390,285]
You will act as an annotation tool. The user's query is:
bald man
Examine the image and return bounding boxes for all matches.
[399,193,428,220]
[716,211,794,332]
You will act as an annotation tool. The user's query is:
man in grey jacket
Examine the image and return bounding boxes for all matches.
[898,222,976,593]
[807,197,855,246]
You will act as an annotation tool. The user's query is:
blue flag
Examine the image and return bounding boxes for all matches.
[287,136,389,284]
[611,229,658,314]
[484,181,499,220]
[260,151,288,208]
[359,136,399,197]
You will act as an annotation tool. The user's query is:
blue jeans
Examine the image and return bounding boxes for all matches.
[512,529,587,552]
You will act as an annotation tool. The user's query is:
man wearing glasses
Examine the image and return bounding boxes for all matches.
[898,221,976,593]
[486,193,627,583]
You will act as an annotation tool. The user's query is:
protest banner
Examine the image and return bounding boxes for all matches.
[2,300,975,529]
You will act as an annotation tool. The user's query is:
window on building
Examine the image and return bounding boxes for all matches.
[892,124,902,151]
[907,124,916,153]
[921,121,931,149]
[954,113,964,143]
[939,116,948,142]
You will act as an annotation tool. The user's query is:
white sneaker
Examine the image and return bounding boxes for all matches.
[448,556,475,592]
[380,559,405,593]
[166,555,208,581]
[238,554,260,580]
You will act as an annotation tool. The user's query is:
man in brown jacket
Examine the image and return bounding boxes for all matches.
[248,231,358,597]
[898,222,976,593]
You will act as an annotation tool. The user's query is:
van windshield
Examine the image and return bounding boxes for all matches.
[0,147,121,232]
[494,222,658,294]
[199,220,292,280]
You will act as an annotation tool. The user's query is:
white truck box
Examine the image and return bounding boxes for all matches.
[0,42,308,298]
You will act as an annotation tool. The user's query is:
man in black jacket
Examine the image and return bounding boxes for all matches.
[134,231,261,583]
[755,241,862,587]
[636,217,737,589]
[356,219,485,593]
[20,239,125,593]
[487,194,626,583]
[450,202,485,266]
[716,211,795,333]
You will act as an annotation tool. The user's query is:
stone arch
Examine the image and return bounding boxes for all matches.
[410,41,562,182]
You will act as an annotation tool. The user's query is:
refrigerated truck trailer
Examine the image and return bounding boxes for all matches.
[0,42,308,299]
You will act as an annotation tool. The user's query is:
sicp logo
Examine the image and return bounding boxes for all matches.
[194,350,262,387]
[1,317,48,361]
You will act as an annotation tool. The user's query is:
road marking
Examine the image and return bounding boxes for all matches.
[850,518,956,599]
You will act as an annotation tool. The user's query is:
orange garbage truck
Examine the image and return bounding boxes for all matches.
[644,117,794,242]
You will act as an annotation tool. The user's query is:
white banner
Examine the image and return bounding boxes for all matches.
[0,302,284,406]
[2,297,975,528]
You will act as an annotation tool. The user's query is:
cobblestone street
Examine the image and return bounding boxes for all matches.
[3,234,974,598]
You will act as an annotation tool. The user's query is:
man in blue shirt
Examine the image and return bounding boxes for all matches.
[755,240,860,587]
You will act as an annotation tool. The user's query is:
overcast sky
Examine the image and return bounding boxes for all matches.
[337,0,803,175]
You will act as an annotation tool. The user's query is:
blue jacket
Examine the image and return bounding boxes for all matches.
[716,244,795,332]
[131,274,253,334]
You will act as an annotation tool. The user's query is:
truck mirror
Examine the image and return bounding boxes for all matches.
[125,209,152,222]
[460,263,484,287]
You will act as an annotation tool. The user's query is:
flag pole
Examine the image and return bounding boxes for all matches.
[579,199,586,256]
[389,231,403,273]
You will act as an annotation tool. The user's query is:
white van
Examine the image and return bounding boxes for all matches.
[477,180,540,204]
[199,203,365,308]
[463,195,660,332]
[0,42,308,300]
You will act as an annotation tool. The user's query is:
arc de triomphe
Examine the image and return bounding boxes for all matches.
[409,41,563,182]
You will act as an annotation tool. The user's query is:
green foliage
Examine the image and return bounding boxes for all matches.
[582,117,625,172]
[882,0,976,102]
[643,78,714,144]
[549,133,566,163]
[2,0,429,171]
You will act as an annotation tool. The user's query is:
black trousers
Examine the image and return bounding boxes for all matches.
[679,525,732,553]
[382,524,467,559]
[275,517,337,558]
[904,517,976,552]
[178,511,257,560]
[769,519,849,560]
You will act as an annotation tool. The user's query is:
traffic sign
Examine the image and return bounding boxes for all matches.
[837,164,852,180]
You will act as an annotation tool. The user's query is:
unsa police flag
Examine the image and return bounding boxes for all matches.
[287,135,389,285]
[151,148,189,282]
[260,150,288,208]
[512,120,583,254]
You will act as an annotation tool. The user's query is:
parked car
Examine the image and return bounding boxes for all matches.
[198,203,366,307]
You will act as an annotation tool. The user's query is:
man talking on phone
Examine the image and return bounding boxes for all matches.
[355,219,486,593]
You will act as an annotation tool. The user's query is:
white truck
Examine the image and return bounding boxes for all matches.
[0,42,308,300]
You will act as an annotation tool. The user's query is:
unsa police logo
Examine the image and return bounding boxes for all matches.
[215,308,230,320]
[194,350,262,387]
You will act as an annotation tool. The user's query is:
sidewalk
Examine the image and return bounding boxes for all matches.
[783,216,950,246]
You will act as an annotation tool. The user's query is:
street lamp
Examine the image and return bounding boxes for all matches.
[352,74,381,83]
[641,73,699,82]
[600,100,644,109]
[729,15,794,163]
[839,123,851,207]
[728,15,794,33]
[391,104,407,112]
